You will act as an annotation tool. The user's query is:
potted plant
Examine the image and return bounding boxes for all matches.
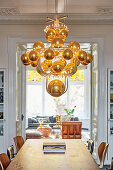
[64,106,76,121]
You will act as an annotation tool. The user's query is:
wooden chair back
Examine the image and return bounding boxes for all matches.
[14,136,24,153]
[98,142,109,168]
[0,153,10,170]
[62,122,82,139]
[0,160,4,170]
[7,145,15,160]
[110,157,113,170]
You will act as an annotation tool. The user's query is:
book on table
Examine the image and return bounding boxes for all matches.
[43,142,66,154]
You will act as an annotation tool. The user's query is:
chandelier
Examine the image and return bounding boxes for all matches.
[21,15,93,97]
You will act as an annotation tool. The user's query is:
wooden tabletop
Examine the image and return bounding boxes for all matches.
[6,139,100,170]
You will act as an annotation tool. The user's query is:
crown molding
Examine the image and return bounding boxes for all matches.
[0,7,19,16]
[0,12,113,25]
[97,7,113,14]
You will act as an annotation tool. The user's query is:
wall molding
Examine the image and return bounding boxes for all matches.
[0,7,19,16]
[97,7,113,14]
[0,13,113,25]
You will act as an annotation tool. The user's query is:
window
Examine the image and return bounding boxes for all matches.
[45,90,67,116]
[26,84,42,118]
[26,67,90,118]
[70,84,84,118]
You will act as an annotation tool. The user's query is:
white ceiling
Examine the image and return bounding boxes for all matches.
[0,0,113,14]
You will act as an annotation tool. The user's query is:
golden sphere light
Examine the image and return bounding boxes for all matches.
[29,50,39,61]
[63,49,73,60]
[31,60,38,67]
[85,53,93,63]
[65,63,75,74]
[52,61,64,73]
[21,53,30,66]
[33,41,44,51]
[47,79,65,97]
[44,49,54,60]
[21,15,93,97]
[51,38,64,48]
[77,50,87,61]
[68,41,80,51]
[58,29,68,41]
[46,29,56,42]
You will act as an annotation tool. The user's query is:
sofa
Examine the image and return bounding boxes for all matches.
[27,115,79,129]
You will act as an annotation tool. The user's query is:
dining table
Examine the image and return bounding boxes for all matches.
[6,139,100,170]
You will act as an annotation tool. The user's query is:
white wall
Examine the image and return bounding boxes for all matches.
[0,24,112,162]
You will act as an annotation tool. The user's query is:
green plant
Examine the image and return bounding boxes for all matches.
[64,106,76,115]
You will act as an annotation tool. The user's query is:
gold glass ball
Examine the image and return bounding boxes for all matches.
[77,50,87,61]
[21,53,30,66]
[46,29,56,42]
[44,49,54,60]
[33,41,44,51]
[44,60,52,67]
[51,38,64,48]
[58,29,68,41]
[31,60,38,67]
[68,41,80,51]
[29,50,39,61]
[65,63,75,74]
[41,62,48,72]
[63,49,73,60]
[47,79,65,97]
[59,59,66,67]
[85,53,93,64]
[52,61,64,73]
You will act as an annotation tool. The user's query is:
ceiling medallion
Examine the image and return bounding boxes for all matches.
[21,15,93,97]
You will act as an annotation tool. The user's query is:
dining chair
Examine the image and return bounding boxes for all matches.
[14,136,24,153]
[98,142,109,169]
[0,160,4,170]
[0,153,10,170]
[110,157,113,170]
[87,139,94,154]
[62,122,82,139]
[7,145,15,161]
